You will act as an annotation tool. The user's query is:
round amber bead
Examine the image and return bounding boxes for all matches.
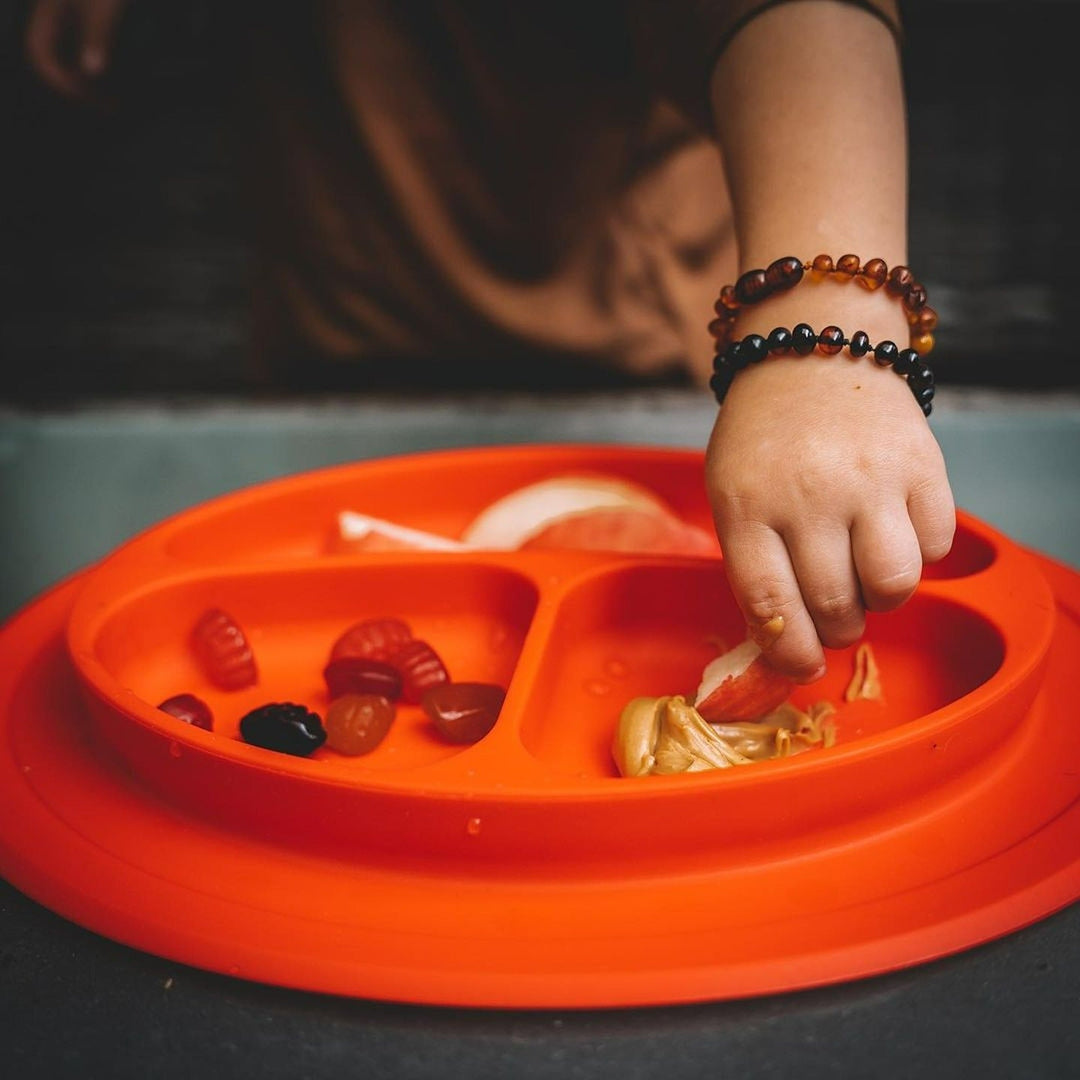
[810,254,834,280]
[858,258,888,290]
[816,326,846,355]
[912,331,935,355]
[836,254,861,278]
[715,285,740,314]
[909,305,939,332]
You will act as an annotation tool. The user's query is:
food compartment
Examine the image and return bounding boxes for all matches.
[518,563,1010,779]
[155,445,716,565]
[69,561,538,775]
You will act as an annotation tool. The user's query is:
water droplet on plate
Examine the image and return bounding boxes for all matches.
[168,741,182,759]
[605,659,628,679]
[585,679,610,696]
[465,817,482,836]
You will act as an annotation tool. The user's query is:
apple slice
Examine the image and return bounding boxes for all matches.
[520,505,717,555]
[694,638,794,723]
[460,474,670,549]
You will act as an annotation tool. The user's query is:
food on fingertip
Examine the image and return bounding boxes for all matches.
[190,607,258,690]
[422,682,505,744]
[158,693,213,731]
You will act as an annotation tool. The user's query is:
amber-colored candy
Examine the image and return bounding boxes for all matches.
[912,332,935,355]
[816,326,846,355]
[329,617,412,663]
[422,682,505,745]
[324,693,395,756]
[859,258,888,289]
[902,282,928,313]
[835,254,861,278]
[809,254,834,280]
[714,285,740,314]
[886,265,915,297]
[190,608,258,691]
[764,256,804,291]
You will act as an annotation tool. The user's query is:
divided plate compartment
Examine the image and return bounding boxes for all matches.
[4,444,1077,1007]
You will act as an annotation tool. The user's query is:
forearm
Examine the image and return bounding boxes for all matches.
[710,0,910,347]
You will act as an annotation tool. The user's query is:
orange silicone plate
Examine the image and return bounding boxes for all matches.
[1,444,1078,1009]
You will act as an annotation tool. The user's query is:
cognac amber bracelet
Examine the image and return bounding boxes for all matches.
[710,323,935,417]
[708,255,938,357]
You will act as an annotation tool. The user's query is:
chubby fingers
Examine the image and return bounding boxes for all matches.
[719,519,829,683]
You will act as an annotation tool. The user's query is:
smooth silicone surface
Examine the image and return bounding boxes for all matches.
[2,445,1078,1008]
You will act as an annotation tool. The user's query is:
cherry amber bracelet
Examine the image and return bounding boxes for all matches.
[710,323,936,416]
[709,255,938,356]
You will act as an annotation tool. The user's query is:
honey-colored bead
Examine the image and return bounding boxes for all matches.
[810,253,834,280]
[715,285,740,314]
[910,305,939,332]
[836,254,861,278]
[816,326,845,355]
[911,331,935,355]
[858,258,888,289]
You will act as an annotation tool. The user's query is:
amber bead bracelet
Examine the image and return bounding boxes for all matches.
[710,323,936,416]
[709,255,938,356]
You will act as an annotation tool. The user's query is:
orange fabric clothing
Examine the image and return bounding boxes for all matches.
[240,1,899,390]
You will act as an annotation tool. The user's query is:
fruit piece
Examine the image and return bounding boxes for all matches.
[694,639,795,723]
[324,694,395,755]
[334,511,469,553]
[322,656,403,701]
[190,607,258,690]
[158,693,213,731]
[239,702,326,756]
[390,639,450,703]
[460,474,671,549]
[329,617,413,663]
[422,682,505,744]
[519,506,717,555]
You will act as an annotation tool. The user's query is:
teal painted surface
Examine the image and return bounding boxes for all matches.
[2,391,1078,620]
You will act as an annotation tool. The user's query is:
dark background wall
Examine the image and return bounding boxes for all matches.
[2,0,1077,402]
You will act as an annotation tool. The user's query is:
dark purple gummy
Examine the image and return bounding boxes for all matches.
[239,702,326,756]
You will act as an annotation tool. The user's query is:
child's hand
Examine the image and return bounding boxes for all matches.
[25,0,129,99]
[706,354,955,683]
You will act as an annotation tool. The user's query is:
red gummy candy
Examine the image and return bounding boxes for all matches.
[323,656,403,701]
[158,692,214,731]
[390,639,450,704]
[329,617,413,663]
[190,607,258,690]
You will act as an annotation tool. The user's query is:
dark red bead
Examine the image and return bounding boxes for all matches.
[791,323,817,355]
[816,326,846,355]
[734,269,770,305]
[885,265,915,297]
[902,282,928,313]
[764,256,804,291]
[849,330,871,357]
[740,334,769,363]
[766,326,793,354]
